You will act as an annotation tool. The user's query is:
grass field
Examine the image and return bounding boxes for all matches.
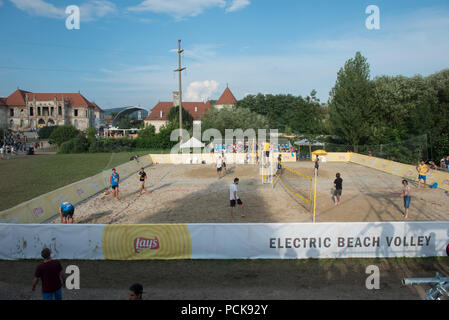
[0,150,167,211]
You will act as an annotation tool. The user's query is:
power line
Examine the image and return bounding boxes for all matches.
[0,65,97,73]
[0,39,160,57]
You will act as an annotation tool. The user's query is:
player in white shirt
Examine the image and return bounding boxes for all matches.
[221,152,227,174]
[216,155,223,178]
[229,178,244,219]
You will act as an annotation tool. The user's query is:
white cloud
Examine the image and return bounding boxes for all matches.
[184,44,220,61]
[184,80,220,101]
[0,1,4,7]
[79,0,116,22]
[9,0,65,19]
[9,0,116,21]
[128,0,251,19]
[84,7,449,107]
[225,0,250,13]
[128,0,225,19]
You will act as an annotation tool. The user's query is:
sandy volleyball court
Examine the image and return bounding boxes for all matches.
[49,161,449,224]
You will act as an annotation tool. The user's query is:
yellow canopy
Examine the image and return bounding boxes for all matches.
[312,149,327,155]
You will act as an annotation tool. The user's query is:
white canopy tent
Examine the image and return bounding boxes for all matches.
[180,137,205,149]
[294,138,325,160]
[294,139,324,146]
[180,137,205,164]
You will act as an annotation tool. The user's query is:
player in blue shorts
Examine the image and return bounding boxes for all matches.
[59,202,74,224]
[110,168,120,200]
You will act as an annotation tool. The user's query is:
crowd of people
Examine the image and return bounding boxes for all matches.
[0,131,46,159]
[210,141,298,156]
[0,132,28,159]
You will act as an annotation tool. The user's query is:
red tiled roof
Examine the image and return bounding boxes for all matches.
[91,102,104,112]
[6,89,31,106]
[216,87,237,105]
[5,89,95,107]
[145,101,212,121]
[0,98,7,106]
[24,93,92,107]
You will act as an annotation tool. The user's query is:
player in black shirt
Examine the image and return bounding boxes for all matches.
[138,167,148,196]
[333,172,343,205]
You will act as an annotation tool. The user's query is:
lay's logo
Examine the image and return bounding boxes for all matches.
[134,237,159,253]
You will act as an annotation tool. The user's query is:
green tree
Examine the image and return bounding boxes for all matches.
[49,125,79,146]
[167,105,194,130]
[328,52,376,151]
[118,115,133,129]
[38,126,58,139]
[236,92,324,134]
[138,125,156,139]
[86,127,97,142]
[201,107,269,136]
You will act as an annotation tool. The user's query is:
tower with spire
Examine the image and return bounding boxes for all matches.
[214,84,237,110]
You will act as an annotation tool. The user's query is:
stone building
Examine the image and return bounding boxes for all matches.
[144,86,237,133]
[144,91,212,133]
[0,89,104,131]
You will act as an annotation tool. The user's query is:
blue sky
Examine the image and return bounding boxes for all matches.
[0,0,449,110]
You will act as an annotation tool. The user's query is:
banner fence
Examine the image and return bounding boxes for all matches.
[0,222,447,260]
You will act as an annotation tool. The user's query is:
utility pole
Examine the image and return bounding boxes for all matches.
[174,39,186,145]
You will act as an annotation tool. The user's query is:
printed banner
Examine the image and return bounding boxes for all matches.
[350,153,449,192]
[188,222,449,259]
[0,222,447,260]
[102,224,192,260]
[0,224,104,260]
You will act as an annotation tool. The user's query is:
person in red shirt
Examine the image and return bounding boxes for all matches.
[32,248,66,300]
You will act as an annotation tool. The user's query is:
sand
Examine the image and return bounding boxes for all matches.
[49,161,449,224]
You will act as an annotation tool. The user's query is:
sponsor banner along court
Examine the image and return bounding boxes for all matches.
[0,222,447,260]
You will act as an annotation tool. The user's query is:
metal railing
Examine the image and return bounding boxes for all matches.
[403,272,449,300]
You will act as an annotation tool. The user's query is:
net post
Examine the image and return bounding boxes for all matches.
[313,168,317,222]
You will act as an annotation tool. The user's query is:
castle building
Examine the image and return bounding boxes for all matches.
[0,89,104,131]
[144,91,212,133]
[144,86,237,133]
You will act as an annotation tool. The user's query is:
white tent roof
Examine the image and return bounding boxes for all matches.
[180,137,205,149]
[294,139,324,146]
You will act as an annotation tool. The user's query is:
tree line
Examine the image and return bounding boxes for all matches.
[42,51,449,163]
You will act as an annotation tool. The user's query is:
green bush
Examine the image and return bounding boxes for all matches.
[72,134,89,153]
[59,140,75,154]
[38,126,58,139]
[49,125,79,146]
[138,125,156,139]
[58,134,89,154]
[86,127,97,144]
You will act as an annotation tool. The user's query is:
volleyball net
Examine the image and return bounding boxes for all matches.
[276,163,314,208]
